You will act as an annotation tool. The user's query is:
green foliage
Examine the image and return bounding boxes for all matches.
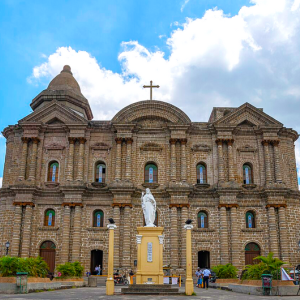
[241,263,268,280]
[211,264,238,279]
[56,261,84,278]
[0,256,48,277]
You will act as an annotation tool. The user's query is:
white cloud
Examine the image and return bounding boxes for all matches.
[0,134,3,138]
[0,177,2,188]
[181,0,190,12]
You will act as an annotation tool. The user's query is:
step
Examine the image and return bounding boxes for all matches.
[126,284,173,289]
[121,291,184,295]
[122,288,179,293]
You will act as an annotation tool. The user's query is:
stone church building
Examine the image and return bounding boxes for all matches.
[1,65,299,275]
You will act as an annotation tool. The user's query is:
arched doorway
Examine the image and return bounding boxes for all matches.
[91,250,103,275]
[198,251,210,268]
[40,241,56,273]
[245,242,260,265]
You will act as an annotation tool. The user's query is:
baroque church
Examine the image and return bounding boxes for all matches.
[0,65,299,275]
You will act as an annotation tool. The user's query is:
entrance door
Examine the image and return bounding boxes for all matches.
[198,251,210,268]
[40,241,56,273]
[245,243,260,265]
[91,250,103,275]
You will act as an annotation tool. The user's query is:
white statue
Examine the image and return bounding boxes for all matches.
[141,188,156,227]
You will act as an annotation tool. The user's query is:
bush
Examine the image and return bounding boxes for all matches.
[241,263,268,280]
[56,261,83,278]
[211,264,238,279]
[0,256,48,277]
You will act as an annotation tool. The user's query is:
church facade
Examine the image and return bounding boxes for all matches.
[1,65,299,275]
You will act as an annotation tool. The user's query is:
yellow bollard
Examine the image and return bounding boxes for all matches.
[106,223,117,295]
[184,224,194,295]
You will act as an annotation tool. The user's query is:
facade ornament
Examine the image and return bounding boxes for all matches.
[136,235,142,244]
[141,188,157,227]
[184,224,193,230]
[158,235,164,245]
[107,224,117,230]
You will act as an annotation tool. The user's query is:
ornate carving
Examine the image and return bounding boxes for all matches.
[91,142,111,151]
[44,143,65,151]
[191,144,211,152]
[125,137,133,144]
[180,138,187,145]
[78,137,86,144]
[237,145,257,153]
[140,142,163,152]
[169,138,177,145]
[68,137,76,144]
[31,137,40,144]
[136,234,143,244]
[115,137,123,144]
[184,224,193,230]
[158,235,164,245]
[21,137,30,143]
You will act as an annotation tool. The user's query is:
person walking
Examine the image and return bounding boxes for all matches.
[95,265,99,275]
[195,267,203,288]
[202,267,211,289]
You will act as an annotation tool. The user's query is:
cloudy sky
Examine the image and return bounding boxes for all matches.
[0,0,300,187]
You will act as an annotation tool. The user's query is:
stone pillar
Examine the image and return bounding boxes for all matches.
[21,205,33,257]
[230,206,239,267]
[106,223,117,295]
[219,206,229,264]
[115,138,122,181]
[278,206,289,263]
[170,206,178,268]
[184,224,194,296]
[170,139,177,182]
[227,139,235,181]
[19,137,29,181]
[122,205,131,267]
[216,139,225,182]
[66,138,76,182]
[28,137,39,182]
[61,205,71,263]
[76,138,86,181]
[181,206,188,268]
[72,205,82,262]
[11,205,22,257]
[125,138,133,181]
[267,206,279,258]
[180,139,187,182]
[273,141,283,183]
[262,140,272,184]
[113,205,120,268]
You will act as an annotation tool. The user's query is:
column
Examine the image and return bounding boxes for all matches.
[106,223,117,295]
[19,137,29,181]
[21,205,33,257]
[66,138,75,182]
[230,206,239,267]
[115,138,122,181]
[136,235,143,284]
[180,139,187,182]
[227,139,235,181]
[267,206,279,258]
[278,206,289,263]
[61,205,71,263]
[28,137,39,182]
[72,205,82,262]
[158,235,164,284]
[219,206,229,264]
[113,205,120,268]
[125,138,133,181]
[10,205,22,257]
[76,138,86,181]
[170,139,177,182]
[262,140,272,184]
[122,205,131,267]
[216,139,225,182]
[181,206,188,268]
[273,141,283,183]
[170,206,178,268]
[184,224,194,295]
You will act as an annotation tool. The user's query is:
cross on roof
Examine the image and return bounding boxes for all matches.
[143,80,160,100]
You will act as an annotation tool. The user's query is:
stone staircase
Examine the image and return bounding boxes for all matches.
[121,284,183,295]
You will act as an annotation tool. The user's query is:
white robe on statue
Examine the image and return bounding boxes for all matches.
[141,189,156,227]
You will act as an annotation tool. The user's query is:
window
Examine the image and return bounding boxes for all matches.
[198,211,208,228]
[243,163,253,184]
[246,211,256,228]
[145,163,158,183]
[93,210,104,227]
[95,162,106,183]
[197,163,207,184]
[44,209,55,226]
[48,161,59,182]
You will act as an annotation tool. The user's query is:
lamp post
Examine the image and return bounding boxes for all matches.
[5,241,10,256]
[106,218,116,295]
[184,219,194,296]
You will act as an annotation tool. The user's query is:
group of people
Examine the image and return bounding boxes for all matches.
[195,267,211,289]
[95,265,102,275]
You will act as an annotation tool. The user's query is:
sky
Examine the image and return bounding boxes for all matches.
[0,0,300,187]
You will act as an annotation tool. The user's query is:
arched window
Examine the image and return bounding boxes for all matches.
[198,211,208,228]
[243,163,253,184]
[44,209,55,226]
[246,211,256,228]
[145,163,158,183]
[47,161,59,182]
[93,210,104,227]
[197,163,207,184]
[95,162,106,183]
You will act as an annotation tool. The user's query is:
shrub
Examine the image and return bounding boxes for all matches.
[211,264,238,279]
[56,261,83,278]
[241,263,268,280]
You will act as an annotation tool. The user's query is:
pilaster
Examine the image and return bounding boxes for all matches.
[115,137,122,181]
[216,139,225,182]
[76,138,86,181]
[267,206,279,258]
[61,205,71,263]
[19,137,29,181]
[180,139,187,182]
[71,205,82,262]
[11,205,22,257]
[170,206,178,268]
[125,138,133,181]
[66,138,76,182]
[21,205,33,257]
[28,137,40,183]
[122,205,131,267]
[219,206,229,264]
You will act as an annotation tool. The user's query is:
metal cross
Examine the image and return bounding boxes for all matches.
[143,81,160,100]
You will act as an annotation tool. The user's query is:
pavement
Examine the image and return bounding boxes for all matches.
[2,286,300,300]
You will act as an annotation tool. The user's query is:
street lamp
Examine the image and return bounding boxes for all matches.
[5,241,10,256]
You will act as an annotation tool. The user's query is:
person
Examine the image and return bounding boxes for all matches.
[202,267,211,289]
[98,265,102,275]
[129,270,134,276]
[195,267,203,288]
[95,265,99,275]
[86,270,91,277]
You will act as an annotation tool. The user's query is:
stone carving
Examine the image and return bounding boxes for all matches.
[191,144,211,152]
[141,188,156,227]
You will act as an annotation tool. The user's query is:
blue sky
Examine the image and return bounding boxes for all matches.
[0,0,300,186]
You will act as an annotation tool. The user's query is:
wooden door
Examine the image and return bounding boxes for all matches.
[40,241,56,273]
[245,243,260,265]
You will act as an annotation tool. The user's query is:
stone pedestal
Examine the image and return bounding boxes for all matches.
[136,227,164,285]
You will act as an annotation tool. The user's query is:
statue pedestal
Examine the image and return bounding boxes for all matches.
[136,227,164,284]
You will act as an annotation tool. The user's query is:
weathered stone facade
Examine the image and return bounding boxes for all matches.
[1,65,299,275]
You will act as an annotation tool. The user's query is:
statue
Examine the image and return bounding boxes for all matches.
[141,188,156,227]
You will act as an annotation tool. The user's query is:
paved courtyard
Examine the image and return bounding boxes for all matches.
[2,287,300,300]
